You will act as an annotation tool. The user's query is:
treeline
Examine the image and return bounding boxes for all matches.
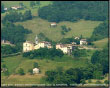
[1,45,19,55]
[90,21,108,41]
[1,22,31,51]
[1,3,5,13]
[91,47,108,74]
[2,10,32,24]
[45,63,107,85]
[23,48,64,59]
[38,1,108,22]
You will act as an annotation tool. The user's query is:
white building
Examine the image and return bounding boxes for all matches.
[74,37,79,40]
[33,68,39,74]
[23,41,52,52]
[23,40,34,52]
[56,44,73,54]
[4,8,8,11]
[80,39,87,45]
[11,6,22,10]
[50,22,57,27]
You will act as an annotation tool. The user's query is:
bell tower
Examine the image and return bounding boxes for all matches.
[35,35,38,44]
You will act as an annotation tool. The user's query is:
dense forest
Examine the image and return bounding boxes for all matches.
[45,46,108,85]
[1,22,31,51]
[23,47,64,59]
[38,1,108,22]
[90,21,108,41]
[2,10,32,24]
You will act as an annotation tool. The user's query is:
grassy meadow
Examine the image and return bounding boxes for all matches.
[93,38,108,48]
[1,55,89,84]
[15,18,102,42]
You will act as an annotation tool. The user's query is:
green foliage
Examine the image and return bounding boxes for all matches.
[36,1,40,6]
[2,10,32,23]
[2,64,7,68]
[18,68,25,75]
[30,1,36,7]
[91,47,108,74]
[23,10,32,21]
[4,69,10,76]
[93,71,103,79]
[59,37,80,44]
[38,1,108,22]
[38,33,52,43]
[104,80,109,84]
[91,21,108,41]
[28,69,33,75]
[95,80,102,84]
[1,22,31,47]
[88,79,92,83]
[61,25,71,35]
[1,45,19,55]
[72,48,87,57]
[33,62,38,68]
[1,3,5,13]
[23,48,64,59]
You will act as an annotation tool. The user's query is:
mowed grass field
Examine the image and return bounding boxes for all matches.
[2,1,52,16]
[93,38,108,48]
[1,55,89,84]
[15,18,102,42]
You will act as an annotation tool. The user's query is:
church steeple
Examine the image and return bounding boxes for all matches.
[35,35,38,44]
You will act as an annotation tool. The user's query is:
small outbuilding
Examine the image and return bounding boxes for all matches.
[33,68,39,74]
[50,22,57,27]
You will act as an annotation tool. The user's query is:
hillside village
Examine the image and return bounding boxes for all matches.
[1,1,108,87]
[23,36,88,54]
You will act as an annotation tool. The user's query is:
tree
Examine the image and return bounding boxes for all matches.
[33,62,38,68]
[28,69,33,75]
[18,68,25,75]
[93,71,103,79]
[19,2,24,7]
[36,1,40,6]
[104,80,109,84]
[30,1,36,8]
[4,70,9,76]
[1,3,5,13]
[2,64,7,68]
[23,10,32,20]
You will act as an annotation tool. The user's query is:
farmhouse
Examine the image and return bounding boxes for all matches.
[56,44,74,54]
[23,40,52,52]
[80,39,87,45]
[11,6,22,10]
[74,37,79,39]
[1,40,14,46]
[34,41,52,49]
[33,68,39,74]
[50,22,57,27]
[23,40,34,52]
[4,7,8,11]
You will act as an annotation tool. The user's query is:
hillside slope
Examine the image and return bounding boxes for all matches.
[15,18,102,42]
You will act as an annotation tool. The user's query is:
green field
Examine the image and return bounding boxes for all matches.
[2,1,52,16]
[1,55,89,84]
[93,38,108,48]
[15,18,102,42]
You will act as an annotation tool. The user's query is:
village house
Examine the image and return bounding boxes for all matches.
[34,41,52,49]
[74,37,79,40]
[4,7,8,11]
[56,44,74,54]
[11,6,22,10]
[50,22,57,27]
[1,40,14,46]
[23,40,52,52]
[33,68,39,74]
[80,39,87,45]
[23,40,34,52]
